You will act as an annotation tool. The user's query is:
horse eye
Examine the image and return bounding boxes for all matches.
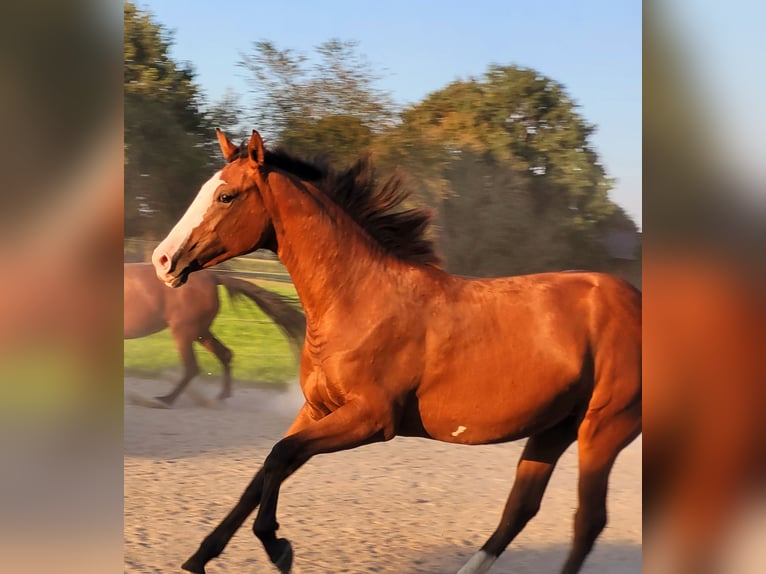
[218,193,235,204]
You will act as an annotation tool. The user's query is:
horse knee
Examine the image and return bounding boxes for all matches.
[263,439,298,474]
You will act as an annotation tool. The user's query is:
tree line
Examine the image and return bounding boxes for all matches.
[124,2,639,280]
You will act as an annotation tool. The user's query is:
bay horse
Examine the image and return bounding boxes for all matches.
[152,129,641,573]
[124,262,304,405]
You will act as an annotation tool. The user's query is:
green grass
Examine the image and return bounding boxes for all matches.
[124,281,301,385]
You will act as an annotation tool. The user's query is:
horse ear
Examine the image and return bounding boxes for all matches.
[216,128,238,161]
[247,130,265,165]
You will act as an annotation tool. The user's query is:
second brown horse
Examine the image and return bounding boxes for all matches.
[124,262,305,405]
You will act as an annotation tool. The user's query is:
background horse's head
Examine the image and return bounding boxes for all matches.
[153,129,275,287]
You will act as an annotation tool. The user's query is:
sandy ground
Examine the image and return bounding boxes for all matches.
[125,377,641,574]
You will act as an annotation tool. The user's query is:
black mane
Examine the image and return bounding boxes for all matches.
[231,142,441,268]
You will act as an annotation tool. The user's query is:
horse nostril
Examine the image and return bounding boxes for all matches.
[158,253,170,271]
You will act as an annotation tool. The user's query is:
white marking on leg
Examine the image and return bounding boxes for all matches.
[457,550,496,574]
[153,170,227,268]
[451,425,467,437]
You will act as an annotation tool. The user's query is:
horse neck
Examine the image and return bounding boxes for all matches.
[263,171,391,322]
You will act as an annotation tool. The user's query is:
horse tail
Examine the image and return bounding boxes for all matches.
[212,272,305,360]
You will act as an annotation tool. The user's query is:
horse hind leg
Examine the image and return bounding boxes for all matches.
[198,332,234,400]
[457,417,578,574]
[156,329,199,405]
[560,397,641,574]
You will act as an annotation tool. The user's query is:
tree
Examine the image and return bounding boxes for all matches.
[124,1,213,239]
[149,29,636,276]
[437,152,571,276]
[389,65,628,274]
[203,88,247,158]
[239,49,635,274]
[400,66,615,215]
[239,39,395,166]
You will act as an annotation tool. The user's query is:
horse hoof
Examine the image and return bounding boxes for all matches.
[180,556,206,574]
[273,538,293,573]
[155,395,174,406]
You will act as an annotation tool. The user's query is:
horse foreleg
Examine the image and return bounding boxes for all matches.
[198,332,233,400]
[180,404,315,574]
[156,330,198,405]
[252,400,388,573]
[457,418,577,574]
[180,468,265,574]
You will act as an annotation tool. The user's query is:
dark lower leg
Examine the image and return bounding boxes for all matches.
[157,372,196,404]
[481,422,576,557]
[199,335,233,399]
[251,402,386,572]
[560,468,609,574]
[157,337,198,404]
[181,468,265,573]
[481,461,556,555]
[182,405,317,574]
[252,446,307,570]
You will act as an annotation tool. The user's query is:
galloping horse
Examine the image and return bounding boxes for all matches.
[152,129,641,573]
[124,262,304,405]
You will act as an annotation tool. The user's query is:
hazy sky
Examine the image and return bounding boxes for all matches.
[138,0,641,227]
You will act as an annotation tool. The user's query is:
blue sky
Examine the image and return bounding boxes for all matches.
[138,1,641,227]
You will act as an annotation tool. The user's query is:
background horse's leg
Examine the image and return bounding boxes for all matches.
[252,400,388,573]
[457,418,578,574]
[156,328,199,405]
[198,331,233,400]
[181,405,315,574]
[560,402,641,574]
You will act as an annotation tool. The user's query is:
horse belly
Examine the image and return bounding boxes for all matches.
[123,302,167,339]
[410,367,585,445]
[123,318,166,339]
[414,293,590,444]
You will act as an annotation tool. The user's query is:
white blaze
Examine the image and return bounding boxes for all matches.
[456,550,496,574]
[153,170,226,268]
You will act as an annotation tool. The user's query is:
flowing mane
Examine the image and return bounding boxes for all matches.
[228,142,441,268]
